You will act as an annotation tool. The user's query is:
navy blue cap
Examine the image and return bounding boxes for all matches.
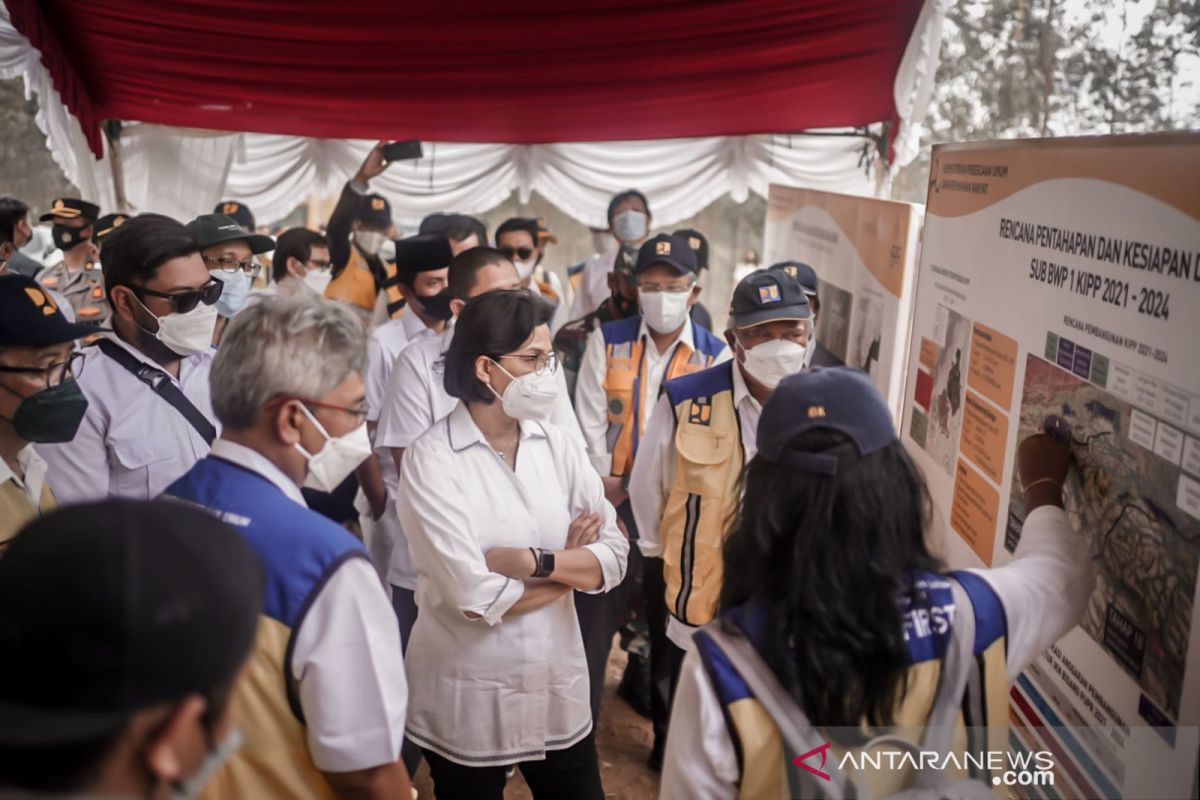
[769,260,818,297]
[672,228,709,271]
[730,268,810,328]
[757,367,895,475]
[393,233,453,276]
[38,197,100,224]
[92,213,130,245]
[0,274,109,345]
[635,234,697,276]
[213,201,256,231]
[357,194,392,228]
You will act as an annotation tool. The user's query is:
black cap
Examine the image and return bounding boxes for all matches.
[730,268,810,328]
[0,274,109,345]
[393,234,453,276]
[0,500,264,745]
[357,194,392,228]
[635,233,697,276]
[39,197,100,224]
[769,260,818,297]
[92,213,130,244]
[186,213,275,254]
[672,228,709,271]
[757,367,895,476]
[613,242,639,281]
[213,200,256,231]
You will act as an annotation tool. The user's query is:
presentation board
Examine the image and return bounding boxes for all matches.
[901,133,1200,799]
[762,185,920,416]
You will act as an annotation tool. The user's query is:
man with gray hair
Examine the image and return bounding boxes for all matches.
[164,297,412,800]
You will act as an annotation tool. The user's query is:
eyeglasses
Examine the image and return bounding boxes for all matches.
[132,280,224,314]
[0,351,86,388]
[499,246,535,261]
[638,279,695,294]
[203,255,262,277]
[305,258,332,271]
[497,352,558,376]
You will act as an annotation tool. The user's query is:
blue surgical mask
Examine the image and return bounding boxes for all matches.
[211,270,250,317]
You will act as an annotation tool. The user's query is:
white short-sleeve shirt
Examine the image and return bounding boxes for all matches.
[40,335,216,504]
[395,402,628,766]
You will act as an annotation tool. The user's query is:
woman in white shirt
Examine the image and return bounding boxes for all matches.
[660,368,1094,799]
[396,289,628,800]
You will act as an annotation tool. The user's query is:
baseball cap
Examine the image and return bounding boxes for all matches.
[635,233,697,277]
[756,367,896,476]
[357,194,392,228]
[0,274,109,345]
[730,268,810,328]
[186,213,274,254]
[92,213,130,245]
[38,197,100,224]
[769,260,818,297]
[213,200,256,231]
[393,233,453,277]
[0,500,264,745]
[672,228,709,271]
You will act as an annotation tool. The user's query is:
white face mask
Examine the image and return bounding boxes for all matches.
[212,270,251,317]
[353,230,386,256]
[294,404,372,492]
[514,257,538,282]
[639,288,691,334]
[170,729,242,800]
[612,210,648,244]
[741,337,809,390]
[303,267,332,295]
[140,298,219,357]
[488,360,559,421]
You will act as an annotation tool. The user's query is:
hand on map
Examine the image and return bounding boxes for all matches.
[1018,433,1070,510]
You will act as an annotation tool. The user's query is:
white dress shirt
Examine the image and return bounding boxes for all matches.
[40,335,217,504]
[630,362,761,650]
[0,445,50,510]
[568,249,617,321]
[208,439,409,772]
[366,310,440,425]
[395,402,628,766]
[373,326,586,588]
[575,316,731,476]
[659,505,1094,800]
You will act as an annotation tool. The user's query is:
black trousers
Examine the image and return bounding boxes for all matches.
[423,730,604,800]
[642,554,673,759]
[390,586,423,776]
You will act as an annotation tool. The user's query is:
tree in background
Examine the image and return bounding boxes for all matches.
[893,0,1199,202]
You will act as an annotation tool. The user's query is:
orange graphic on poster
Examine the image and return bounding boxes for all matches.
[968,322,1018,411]
[960,390,1009,485]
[950,458,1000,566]
[919,337,939,371]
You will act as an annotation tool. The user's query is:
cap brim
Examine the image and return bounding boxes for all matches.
[38,210,81,222]
[734,307,811,328]
[198,231,275,254]
[22,322,111,345]
[0,697,129,746]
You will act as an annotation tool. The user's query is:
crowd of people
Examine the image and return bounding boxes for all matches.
[0,142,1094,800]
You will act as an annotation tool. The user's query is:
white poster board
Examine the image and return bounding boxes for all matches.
[762,185,920,417]
[901,133,1200,799]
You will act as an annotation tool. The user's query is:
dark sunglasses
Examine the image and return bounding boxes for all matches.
[132,280,224,314]
[499,246,534,261]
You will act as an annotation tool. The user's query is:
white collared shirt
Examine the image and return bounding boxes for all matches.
[208,439,409,773]
[630,362,761,649]
[660,506,1094,800]
[40,335,217,504]
[575,315,731,476]
[0,445,50,510]
[395,402,628,766]
[366,310,440,425]
[568,249,617,321]
[374,325,587,588]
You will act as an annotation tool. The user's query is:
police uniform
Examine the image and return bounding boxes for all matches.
[0,274,102,546]
[167,440,407,800]
[36,198,107,329]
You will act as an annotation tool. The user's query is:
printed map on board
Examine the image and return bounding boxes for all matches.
[1008,355,1200,721]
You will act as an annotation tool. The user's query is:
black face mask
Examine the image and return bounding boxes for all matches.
[0,379,89,443]
[413,287,454,322]
[51,224,89,252]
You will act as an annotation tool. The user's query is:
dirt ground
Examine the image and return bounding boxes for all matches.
[412,645,662,799]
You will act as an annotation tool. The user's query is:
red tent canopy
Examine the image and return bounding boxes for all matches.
[10,0,923,158]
